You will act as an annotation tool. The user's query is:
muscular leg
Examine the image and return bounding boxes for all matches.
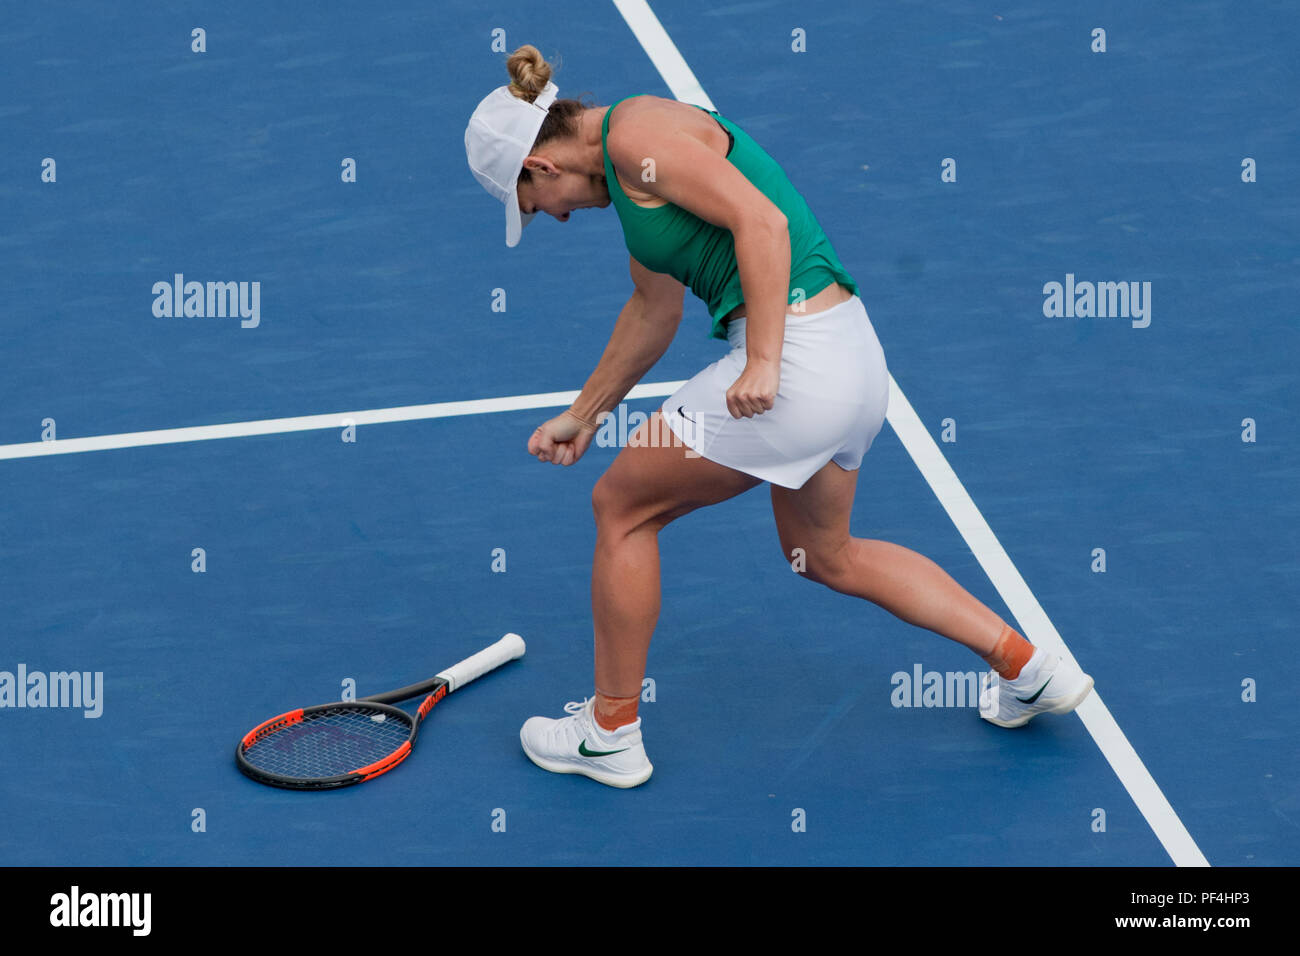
[590,412,761,700]
[770,460,1008,656]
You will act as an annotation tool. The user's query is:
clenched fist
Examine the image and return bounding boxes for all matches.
[528,409,598,466]
[726,359,780,419]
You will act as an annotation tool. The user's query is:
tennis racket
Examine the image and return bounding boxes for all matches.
[236,632,525,790]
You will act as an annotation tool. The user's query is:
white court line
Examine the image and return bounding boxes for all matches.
[613,0,1210,867]
[612,0,715,111]
[0,381,686,461]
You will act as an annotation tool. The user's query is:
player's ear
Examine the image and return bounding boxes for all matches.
[522,155,560,177]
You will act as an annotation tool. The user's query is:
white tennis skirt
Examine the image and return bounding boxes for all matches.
[661,294,890,489]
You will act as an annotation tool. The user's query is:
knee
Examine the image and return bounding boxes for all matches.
[593,472,685,540]
[592,472,654,538]
[784,540,852,591]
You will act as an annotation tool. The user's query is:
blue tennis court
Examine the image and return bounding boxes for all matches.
[1,0,1296,872]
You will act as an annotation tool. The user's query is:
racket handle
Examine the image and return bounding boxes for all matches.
[438,632,526,693]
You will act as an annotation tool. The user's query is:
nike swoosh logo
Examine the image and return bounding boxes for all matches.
[579,739,629,757]
[1015,676,1052,704]
[677,404,696,424]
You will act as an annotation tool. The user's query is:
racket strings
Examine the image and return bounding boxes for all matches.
[242,706,414,781]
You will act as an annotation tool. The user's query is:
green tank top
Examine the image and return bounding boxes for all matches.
[601,96,859,340]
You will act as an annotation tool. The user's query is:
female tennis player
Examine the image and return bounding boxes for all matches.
[465,46,1093,787]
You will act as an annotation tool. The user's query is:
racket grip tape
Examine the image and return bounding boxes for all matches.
[437,632,525,693]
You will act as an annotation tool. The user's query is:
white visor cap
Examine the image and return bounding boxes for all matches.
[465,80,560,247]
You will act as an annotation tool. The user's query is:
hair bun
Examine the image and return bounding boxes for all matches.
[506,45,554,103]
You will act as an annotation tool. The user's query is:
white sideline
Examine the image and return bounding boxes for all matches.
[0,381,687,461]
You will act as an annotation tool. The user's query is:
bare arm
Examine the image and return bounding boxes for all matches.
[528,256,684,465]
[568,256,685,423]
[607,106,789,417]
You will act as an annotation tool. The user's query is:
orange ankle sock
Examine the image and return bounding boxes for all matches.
[981,625,1035,680]
[593,691,640,732]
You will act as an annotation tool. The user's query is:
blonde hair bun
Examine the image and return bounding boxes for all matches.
[506,45,554,103]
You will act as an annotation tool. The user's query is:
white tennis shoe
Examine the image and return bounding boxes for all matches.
[520,698,653,788]
[979,647,1094,728]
